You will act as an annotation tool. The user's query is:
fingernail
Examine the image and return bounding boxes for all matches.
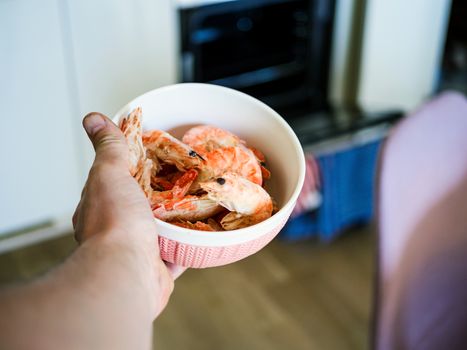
[83,113,106,136]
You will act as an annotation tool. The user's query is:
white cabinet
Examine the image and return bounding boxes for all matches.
[66,0,178,170]
[357,0,451,112]
[0,0,178,236]
[0,0,81,234]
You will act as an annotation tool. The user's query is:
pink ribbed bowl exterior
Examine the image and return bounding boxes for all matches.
[159,215,290,268]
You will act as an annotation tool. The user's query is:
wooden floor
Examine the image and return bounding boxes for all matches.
[0,228,375,350]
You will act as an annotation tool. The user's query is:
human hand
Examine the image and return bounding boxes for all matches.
[73,112,185,317]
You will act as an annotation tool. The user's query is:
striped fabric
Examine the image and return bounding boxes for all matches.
[281,139,383,241]
[291,153,321,217]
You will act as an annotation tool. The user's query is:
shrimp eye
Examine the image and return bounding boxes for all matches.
[216,177,226,185]
[189,150,205,161]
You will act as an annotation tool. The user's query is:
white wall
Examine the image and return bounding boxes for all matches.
[0,0,178,236]
[65,0,179,177]
[0,0,81,234]
[357,0,451,113]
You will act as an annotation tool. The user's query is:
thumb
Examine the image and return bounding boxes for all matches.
[83,112,128,168]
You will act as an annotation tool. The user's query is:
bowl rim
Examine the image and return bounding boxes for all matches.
[113,83,306,246]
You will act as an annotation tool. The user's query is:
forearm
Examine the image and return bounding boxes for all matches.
[0,233,168,350]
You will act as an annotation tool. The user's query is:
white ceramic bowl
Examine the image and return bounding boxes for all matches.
[114,83,305,268]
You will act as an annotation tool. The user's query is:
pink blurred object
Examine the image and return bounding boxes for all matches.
[114,84,305,268]
[375,91,467,349]
[291,153,321,217]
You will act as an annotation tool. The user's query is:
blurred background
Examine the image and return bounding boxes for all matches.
[0,0,466,349]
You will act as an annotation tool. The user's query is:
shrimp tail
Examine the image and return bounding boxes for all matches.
[220,211,271,230]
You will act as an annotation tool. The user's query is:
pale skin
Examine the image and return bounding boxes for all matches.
[0,113,184,350]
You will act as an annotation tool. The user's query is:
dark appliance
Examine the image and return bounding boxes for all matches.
[179,0,336,118]
[439,0,467,95]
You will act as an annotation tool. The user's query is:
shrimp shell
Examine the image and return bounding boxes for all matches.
[171,169,198,198]
[143,130,204,172]
[182,125,243,155]
[195,146,262,187]
[207,218,223,231]
[220,212,269,231]
[184,125,264,188]
[119,107,145,176]
[149,169,198,206]
[151,176,174,191]
[200,172,273,230]
[134,158,153,197]
[152,195,221,222]
[249,146,271,181]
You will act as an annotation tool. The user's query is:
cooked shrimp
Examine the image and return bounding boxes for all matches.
[249,146,265,163]
[119,107,145,176]
[169,220,215,231]
[193,146,262,189]
[249,146,271,181]
[143,130,204,171]
[182,125,243,154]
[200,172,273,230]
[149,169,198,206]
[183,125,263,187]
[207,218,223,231]
[134,158,153,197]
[147,155,161,178]
[150,190,174,207]
[171,169,198,198]
[153,195,221,222]
[151,175,174,191]
[260,166,271,182]
[121,110,273,230]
